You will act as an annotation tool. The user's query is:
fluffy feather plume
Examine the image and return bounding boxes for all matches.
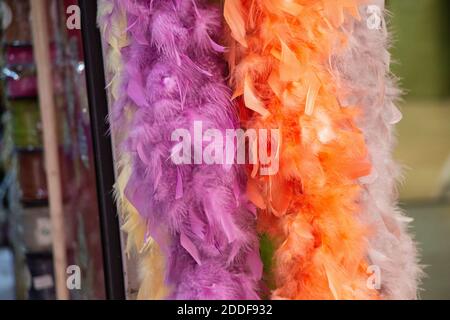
[331,2,422,299]
[98,0,169,299]
[114,0,262,299]
[225,0,379,299]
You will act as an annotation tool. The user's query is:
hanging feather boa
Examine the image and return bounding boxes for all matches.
[102,0,262,299]
[99,0,420,300]
[331,1,422,299]
[98,0,169,299]
[225,0,379,299]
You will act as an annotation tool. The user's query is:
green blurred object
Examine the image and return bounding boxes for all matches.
[9,99,43,149]
[260,233,276,293]
[388,0,450,100]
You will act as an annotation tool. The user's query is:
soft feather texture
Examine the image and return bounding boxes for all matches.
[331,3,422,299]
[98,0,169,299]
[225,0,379,299]
[114,0,262,299]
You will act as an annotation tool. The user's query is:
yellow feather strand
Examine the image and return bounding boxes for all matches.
[98,0,169,299]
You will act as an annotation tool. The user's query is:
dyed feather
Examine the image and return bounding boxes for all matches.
[331,1,422,299]
[226,0,379,299]
[98,0,169,299]
[119,0,262,299]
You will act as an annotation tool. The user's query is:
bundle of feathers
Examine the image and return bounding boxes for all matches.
[99,0,420,300]
[100,0,262,299]
[331,1,422,299]
[226,0,383,300]
[98,0,169,299]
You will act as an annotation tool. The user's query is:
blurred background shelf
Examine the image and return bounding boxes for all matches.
[396,100,450,202]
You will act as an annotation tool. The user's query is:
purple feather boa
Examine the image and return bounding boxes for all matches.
[115,0,262,299]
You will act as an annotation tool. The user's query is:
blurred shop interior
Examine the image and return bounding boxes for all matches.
[0,0,448,300]
[0,0,106,299]
[388,0,450,299]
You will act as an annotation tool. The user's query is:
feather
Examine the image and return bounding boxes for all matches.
[225,0,378,300]
[279,39,302,83]
[114,0,262,300]
[98,0,169,300]
[331,2,423,299]
[224,0,248,48]
[243,74,270,118]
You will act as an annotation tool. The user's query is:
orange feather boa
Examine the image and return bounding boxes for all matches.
[225,0,379,299]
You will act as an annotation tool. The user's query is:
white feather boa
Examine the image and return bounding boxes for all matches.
[332,1,423,299]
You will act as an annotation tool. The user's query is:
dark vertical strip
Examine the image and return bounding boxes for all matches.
[78,0,125,300]
[442,0,450,95]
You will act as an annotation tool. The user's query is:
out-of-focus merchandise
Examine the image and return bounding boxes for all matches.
[0,248,15,299]
[4,65,37,99]
[22,207,55,300]
[1,0,51,300]
[1,0,32,45]
[22,207,52,253]
[9,99,42,149]
[4,45,34,64]
[25,253,55,300]
[17,151,48,204]
[3,45,56,99]
[1,0,107,300]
